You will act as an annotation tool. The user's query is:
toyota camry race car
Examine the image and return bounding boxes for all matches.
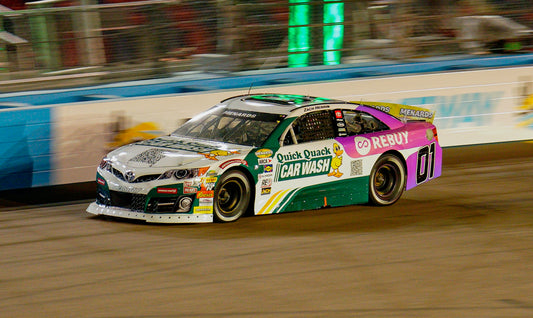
[87,94,442,223]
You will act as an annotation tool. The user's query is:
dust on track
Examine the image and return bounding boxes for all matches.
[1,142,532,318]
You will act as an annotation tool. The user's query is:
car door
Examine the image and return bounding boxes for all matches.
[255,109,343,215]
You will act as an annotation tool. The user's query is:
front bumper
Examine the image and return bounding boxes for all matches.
[87,202,213,223]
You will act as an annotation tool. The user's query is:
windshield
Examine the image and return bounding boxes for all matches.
[172,106,284,146]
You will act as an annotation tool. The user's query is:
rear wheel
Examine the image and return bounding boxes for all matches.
[369,154,406,205]
[213,170,251,222]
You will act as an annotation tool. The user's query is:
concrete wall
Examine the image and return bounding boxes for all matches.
[1,66,532,190]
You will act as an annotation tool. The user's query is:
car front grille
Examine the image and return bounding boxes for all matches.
[96,188,193,214]
[106,191,147,211]
[110,167,161,183]
[131,174,161,183]
[111,168,126,181]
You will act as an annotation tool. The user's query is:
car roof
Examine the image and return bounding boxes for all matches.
[220,93,351,115]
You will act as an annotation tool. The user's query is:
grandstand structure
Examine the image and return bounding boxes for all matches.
[0,0,531,92]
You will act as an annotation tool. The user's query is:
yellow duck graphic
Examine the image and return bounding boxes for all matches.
[328,143,343,178]
[519,94,533,113]
[107,122,162,149]
[200,150,240,161]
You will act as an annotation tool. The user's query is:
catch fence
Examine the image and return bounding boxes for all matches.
[0,0,531,91]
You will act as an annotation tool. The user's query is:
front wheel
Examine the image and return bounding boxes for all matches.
[369,154,406,206]
[213,170,251,222]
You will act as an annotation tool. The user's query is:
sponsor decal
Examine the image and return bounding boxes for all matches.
[207,170,218,177]
[261,187,272,195]
[97,178,106,186]
[259,172,273,178]
[223,110,257,119]
[116,185,144,193]
[277,158,331,181]
[115,185,144,193]
[183,187,198,194]
[197,190,214,198]
[276,146,331,163]
[194,206,213,214]
[373,105,390,113]
[263,164,273,173]
[137,137,216,153]
[157,188,178,194]
[202,177,218,184]
[129,148,166,166]
[219,159,247,169]
[198,197,214,204]
[258,158,273,165]
[255,149,273,158]
[371,131,409,149]
[275,145,336,181]
[334,110,343,119]
[201,176,217,191]
[202,184,216,191]
[354,136,371,155]
[261,177,273,188]
[183,180,195,187]
[399,108,433,119]
[200,150,240,161]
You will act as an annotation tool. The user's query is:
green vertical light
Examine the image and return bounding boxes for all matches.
[323,0,344,65]
[288,0,310,68]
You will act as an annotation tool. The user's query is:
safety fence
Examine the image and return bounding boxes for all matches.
[1,0,532,92]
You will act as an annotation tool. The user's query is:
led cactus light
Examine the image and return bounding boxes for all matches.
[288,0,310,68]
[288,0,344,67]
[323,0,344,65]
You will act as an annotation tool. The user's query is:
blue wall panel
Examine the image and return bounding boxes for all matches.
[0,108,52,191]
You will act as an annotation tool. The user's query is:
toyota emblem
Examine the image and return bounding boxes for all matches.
[125,170,136,183]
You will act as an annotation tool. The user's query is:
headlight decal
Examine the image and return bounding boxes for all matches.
[159,167,209,181]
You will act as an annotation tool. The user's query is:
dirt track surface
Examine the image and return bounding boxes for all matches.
[1,142,532,318]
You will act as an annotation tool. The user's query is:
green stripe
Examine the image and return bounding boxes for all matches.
[279,176,369,213]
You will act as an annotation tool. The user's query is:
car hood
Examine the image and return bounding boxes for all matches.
[107,136,250,169]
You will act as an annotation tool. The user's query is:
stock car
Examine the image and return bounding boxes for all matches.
[87,94,442,223]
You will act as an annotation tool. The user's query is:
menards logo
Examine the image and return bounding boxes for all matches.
[275,146,332,181]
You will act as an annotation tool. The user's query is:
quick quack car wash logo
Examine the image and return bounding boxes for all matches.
[275,146,333,181]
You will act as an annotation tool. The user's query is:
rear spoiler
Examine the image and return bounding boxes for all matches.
[352,101,435,124]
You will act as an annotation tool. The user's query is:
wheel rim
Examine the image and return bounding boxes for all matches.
[217,179,244,216]
[373,163,400,201]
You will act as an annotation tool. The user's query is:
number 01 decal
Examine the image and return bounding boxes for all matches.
[416,143,436,184]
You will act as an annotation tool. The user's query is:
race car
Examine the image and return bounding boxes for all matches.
[87,94,442,223]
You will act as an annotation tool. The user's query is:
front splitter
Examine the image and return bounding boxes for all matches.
[86,202,213,223]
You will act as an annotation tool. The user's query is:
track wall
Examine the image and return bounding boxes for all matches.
[1,66,532,190]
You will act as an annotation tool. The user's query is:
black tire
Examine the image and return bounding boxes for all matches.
[213,170,251,222]
[369,154,406,206]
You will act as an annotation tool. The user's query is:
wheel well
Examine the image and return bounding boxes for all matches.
[221,166,256,215]
[381,150,407,182]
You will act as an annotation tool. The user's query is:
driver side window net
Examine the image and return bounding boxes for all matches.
[292,110,336,144]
